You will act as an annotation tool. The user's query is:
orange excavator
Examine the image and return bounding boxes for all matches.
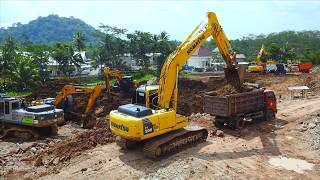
[32,84,101,128]
[54,84,101,128]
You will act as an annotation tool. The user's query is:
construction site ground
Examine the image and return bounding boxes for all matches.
[1,70,320,180]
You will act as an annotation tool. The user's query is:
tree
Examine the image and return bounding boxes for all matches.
[52,43,83,78]
[132,31,152,67]
[28,45,50,83]
[73,31,86,81]
[155,31,171,76]
[10,54,40,91]
[94,25,128,69]
[73,31,86,52]
[0,35,17,76]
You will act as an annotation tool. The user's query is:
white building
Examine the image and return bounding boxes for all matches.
[186,46,212,68]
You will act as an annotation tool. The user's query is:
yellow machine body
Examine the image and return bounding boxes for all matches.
[110,12,243,143]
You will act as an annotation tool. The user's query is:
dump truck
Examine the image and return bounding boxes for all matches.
[0,93,64,140]
[298,63,312,73]
[203,89,277,129]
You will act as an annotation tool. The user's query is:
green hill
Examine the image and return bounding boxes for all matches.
[0,15,98,44]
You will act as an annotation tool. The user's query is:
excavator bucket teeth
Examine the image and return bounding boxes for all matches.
[224,66,245,89]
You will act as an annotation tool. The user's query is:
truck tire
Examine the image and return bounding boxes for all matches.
[264,110,275,121]
[214,116,225,127]
[229,116,245,130]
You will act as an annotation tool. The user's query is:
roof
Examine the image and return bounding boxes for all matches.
[288,86,309,91]
[193,46,212,57]
[237,54,246,59]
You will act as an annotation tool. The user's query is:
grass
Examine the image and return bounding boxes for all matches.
[179,72,190,78]
[135,74,154,82]
[5,91,31,97]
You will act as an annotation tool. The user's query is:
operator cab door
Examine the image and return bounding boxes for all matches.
[3,101,12,121]
[0,100,4,119]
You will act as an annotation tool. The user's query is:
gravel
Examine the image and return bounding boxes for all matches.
[299,114,320,152]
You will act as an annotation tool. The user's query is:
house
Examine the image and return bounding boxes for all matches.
[186,46,212,68]
[236,54,246,62]
[48,51,98,78]
[212,47,246,63]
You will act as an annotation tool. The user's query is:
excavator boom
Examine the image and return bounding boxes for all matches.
[158,12,243,109]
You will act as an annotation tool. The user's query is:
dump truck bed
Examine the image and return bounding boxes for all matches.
[203,90,265,117]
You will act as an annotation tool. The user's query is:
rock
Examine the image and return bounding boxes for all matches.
[34,156,43,167]
[52,157,60,165]
[216,130,224,137]
[308,122,316,129]
[30,147,37,153]
[183,165,189,169]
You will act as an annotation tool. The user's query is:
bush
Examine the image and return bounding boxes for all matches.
[0,78,16,92]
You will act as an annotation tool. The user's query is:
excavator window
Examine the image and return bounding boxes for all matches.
[136,91,146,106]
[0,102,4,116]
[5,102,9,114]
[11,101,20,110]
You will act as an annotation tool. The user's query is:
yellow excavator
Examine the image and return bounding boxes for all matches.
[109,12,244,158]
[103,67,135,96]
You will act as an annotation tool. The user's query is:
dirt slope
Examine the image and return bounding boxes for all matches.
[34,97,320,180]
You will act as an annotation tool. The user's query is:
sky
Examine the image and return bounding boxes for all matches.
[0,0,320,41]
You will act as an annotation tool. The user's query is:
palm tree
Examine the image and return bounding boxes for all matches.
[156,31,171,75]
[73,32,86,81]
[73,32,86,52]
[151,34,159,64]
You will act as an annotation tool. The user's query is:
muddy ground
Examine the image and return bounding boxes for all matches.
[1,69,320,179]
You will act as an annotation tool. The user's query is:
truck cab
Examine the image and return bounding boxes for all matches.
[263,89,277,120]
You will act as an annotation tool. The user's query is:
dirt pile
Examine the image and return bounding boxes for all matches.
[177,77,243,115]
[189,113,217,136]
[304,67,320,94]
[25,118,114,166]
[26,79,77,101]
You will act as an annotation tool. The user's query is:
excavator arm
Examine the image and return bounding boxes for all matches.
[158,12,243,110]
[256,44,267,65]
[54,84,101,113]
[104,67,123,95]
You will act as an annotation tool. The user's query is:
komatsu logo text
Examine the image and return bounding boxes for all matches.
[111,122,129,132]
[187,35,205,55]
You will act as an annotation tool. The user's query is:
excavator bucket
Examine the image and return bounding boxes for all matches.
[224,65,245,89]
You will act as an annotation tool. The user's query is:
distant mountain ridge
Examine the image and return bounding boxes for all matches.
[0,14,98,44]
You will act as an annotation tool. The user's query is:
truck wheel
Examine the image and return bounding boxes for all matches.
[229,117,245,130]
[214,120,224,127]
[264,110,275,121]
[214,116,225,127]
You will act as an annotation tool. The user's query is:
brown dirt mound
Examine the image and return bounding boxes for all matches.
[26,119,114,167]
[26,79,77,101]
[177,78,228,116]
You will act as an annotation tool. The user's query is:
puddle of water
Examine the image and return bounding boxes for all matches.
[268,156,314,174]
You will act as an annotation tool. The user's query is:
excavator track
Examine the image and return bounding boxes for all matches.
[0,123,58,141]
[143,126,208,159]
